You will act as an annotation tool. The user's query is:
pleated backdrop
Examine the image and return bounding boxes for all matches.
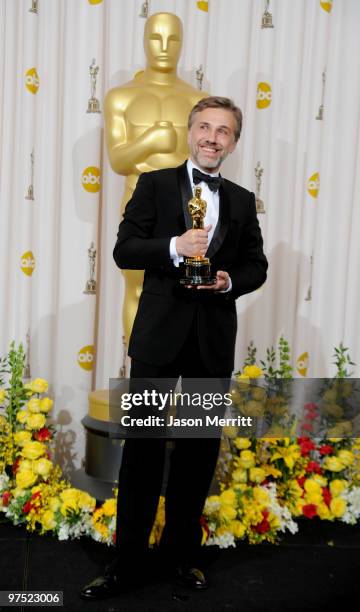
[0,0,359,472]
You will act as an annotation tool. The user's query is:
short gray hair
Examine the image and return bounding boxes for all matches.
[188,96,243,141]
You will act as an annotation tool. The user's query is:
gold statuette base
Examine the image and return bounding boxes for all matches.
[180,257,217,286]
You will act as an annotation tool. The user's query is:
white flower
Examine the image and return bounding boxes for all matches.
[0,472,10,493]
[206,532,236,549]
[58,524,70,540]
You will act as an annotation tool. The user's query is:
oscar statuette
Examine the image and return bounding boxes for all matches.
[180,186,217,286]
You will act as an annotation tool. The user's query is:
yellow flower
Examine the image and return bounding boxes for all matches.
[219,505,237,522]
[312,474,328,488]
[18,459,32,471]
[60,488,79,503]
[232,468,248,483]
[14,431,32,446]
[323,389,337,402]
[223,425,238,439]
[16,410,28,424]
[249,467,266,483]
[220,489,237,506]
[26,413,46,430]
[329,479,347,496]
[304,479,322,494]
[21,441,46,460]
[237,450,256,469]
[323,456,345,472]
[251,386,267,401]
[48,496,61,512]
[16,469,37,489]
[61,499,78,516]
[241,400,265,417]
[317,502,331,520]
[32,458,53,478]
[230,520,246,539]
[78,491,96,512]
[0,389,6,404]
[322,403,343,418]
[304,491,322,505]
[330,497,346,518]
[337,450,354,466]
[271,444,301,470]
[29,378,48,394]
[41,510,56,531]
[263,464,282,479]
[40,397,53,413]
[27,398,41,413]
[253,487,269,505]
[287,480,303,498]
[234,437,252,450]
[243,365,263,379]
[101,499,117,517]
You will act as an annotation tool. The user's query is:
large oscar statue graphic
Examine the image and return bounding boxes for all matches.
[104,11,208,345]
[81,13,209,498]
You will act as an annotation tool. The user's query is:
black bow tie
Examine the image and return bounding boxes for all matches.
[192,168,222,192]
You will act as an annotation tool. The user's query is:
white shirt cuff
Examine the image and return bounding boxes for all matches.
[170,236,183,267]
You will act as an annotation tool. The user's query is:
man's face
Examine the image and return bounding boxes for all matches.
[144,14,182,72]
[188,108,238,173]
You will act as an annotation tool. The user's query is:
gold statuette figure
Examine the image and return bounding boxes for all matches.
[84,242,97,294]
[87,59,101,113]
[25,149,35,201]
[261,0,274,29]
[104,12,209,343]
[180,186,216,286]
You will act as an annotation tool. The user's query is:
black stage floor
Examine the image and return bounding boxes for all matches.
[0,518,359,611]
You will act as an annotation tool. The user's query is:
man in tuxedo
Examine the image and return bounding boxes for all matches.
[81,96,268,600]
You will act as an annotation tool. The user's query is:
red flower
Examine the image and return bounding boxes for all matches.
[305,461,322,474]
[301,422,313,433]
[302,504,318,519]
[200,515,210,538]
[304,412,317,421]
[34,428,52,442]
[22,501,33,514]
[2,491,11,506]
[319,445,334,456]
[31,491,42,501]
[297,476,306,488]
[304,403,318,413]
[298,437,316,456]
[253,510,271,534]
[12,457,21,475]
[322,487,332,507]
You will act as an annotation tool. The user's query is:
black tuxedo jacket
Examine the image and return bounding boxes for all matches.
[113,161,268,375]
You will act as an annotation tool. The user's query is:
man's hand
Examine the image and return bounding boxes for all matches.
[197,270,230,291]
[176,225,212,258]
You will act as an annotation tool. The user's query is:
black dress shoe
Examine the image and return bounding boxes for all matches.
[175,566,208,590]
[80,572,122,600]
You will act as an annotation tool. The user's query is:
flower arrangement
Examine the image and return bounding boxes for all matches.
[1,340,360,549]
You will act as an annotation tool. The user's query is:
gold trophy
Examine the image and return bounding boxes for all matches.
[180,186,217,286]
[87,59,101,114]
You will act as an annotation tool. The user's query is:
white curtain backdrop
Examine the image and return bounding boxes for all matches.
[1,0,359,473]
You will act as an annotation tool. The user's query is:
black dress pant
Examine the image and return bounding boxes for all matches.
[115,316,231,566]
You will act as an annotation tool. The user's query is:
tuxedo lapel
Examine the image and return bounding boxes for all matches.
[206,181,230,259]
[177,162,193,231]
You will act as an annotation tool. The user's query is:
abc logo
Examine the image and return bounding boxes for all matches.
[197,1,209,11]
[296,352,309,377]
[256,82,272,109]
[25,68,40,94]
[88,0,103,4]
[307,172,320,198]
[320,0,332,13]
[77,345,95,371]
[20,251,36,276]
[82,166,101,193]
